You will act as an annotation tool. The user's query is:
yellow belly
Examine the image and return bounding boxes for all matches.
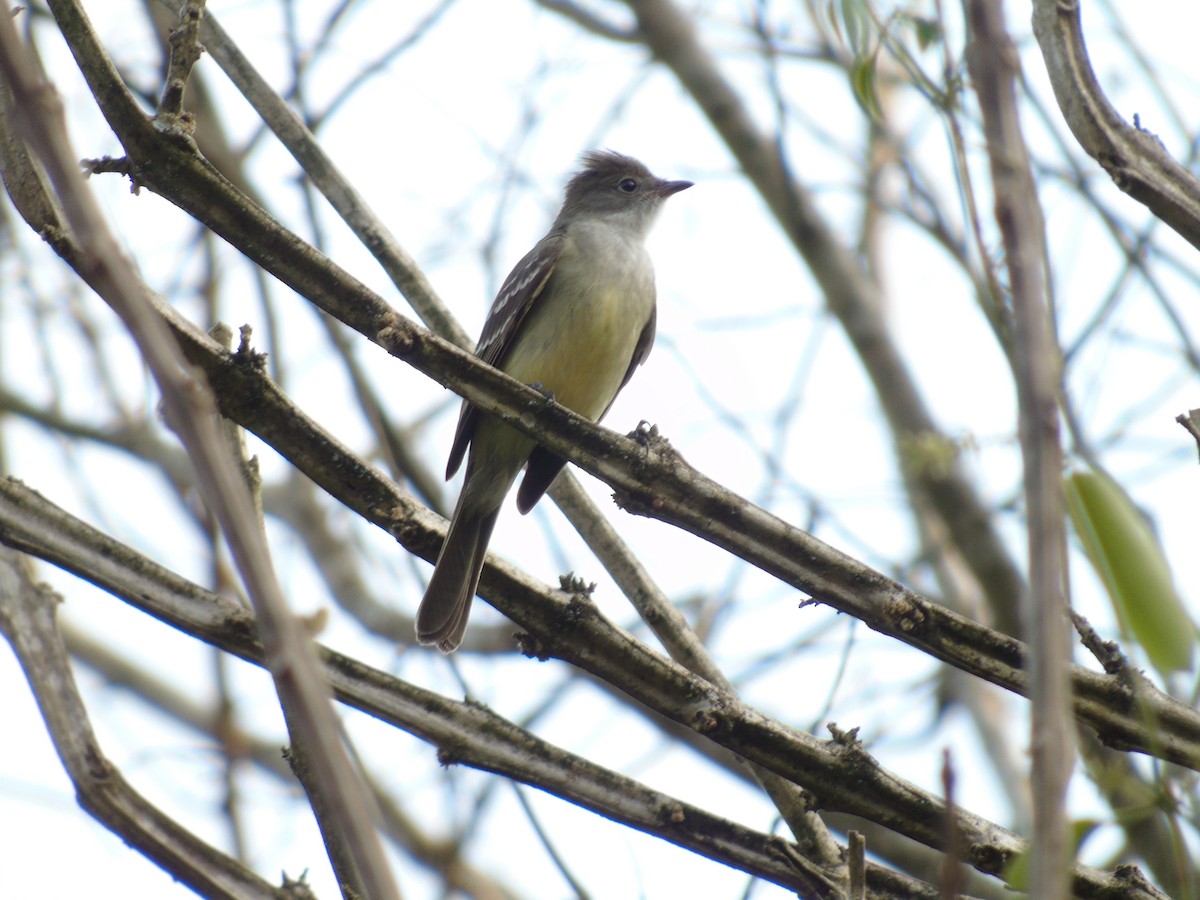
[500,236,654,420]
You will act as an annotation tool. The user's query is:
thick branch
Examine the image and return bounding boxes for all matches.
[1032,0,1200,251]
[0,483,946,898]
[0,477,1172,896]
[3,479,1169,897]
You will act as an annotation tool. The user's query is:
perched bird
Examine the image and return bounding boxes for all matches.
[416,150,691,652]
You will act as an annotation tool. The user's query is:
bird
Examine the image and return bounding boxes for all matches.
[415,150,691,652]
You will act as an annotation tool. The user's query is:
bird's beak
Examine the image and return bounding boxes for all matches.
[655,178,693,197]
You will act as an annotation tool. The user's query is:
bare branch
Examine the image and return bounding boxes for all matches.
[1032,0,1200,251]
[965,2,1073,897]
[0,476,1174,898]
[0,480,935,897]
[0,548,304,899]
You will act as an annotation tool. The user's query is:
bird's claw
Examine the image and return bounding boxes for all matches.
[529,381,556,402]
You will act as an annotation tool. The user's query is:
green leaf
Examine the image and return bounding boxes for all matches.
[838,0,872,56]
[908,15,942,51]
[1003,819,1100,890]
[849,53,883,123]
[1065,468,1195,674]
[1003,844,1030,893]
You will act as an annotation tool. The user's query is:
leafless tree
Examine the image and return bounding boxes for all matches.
[2,1,1198,898]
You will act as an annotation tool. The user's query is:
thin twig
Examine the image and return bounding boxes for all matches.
[964,3,1073,898]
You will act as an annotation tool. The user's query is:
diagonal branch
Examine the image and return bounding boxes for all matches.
[56,0,834,859]
[0,477,1169,898]
[1032,0,1200,251]
[0,483,943,898]
[617,0,1027,638]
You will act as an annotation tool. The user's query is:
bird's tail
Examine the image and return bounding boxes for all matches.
[416,494,500,653]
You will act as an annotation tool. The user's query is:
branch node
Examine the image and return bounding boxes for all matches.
[1070,610,1128,676]
[232,324,267,370]
[81,155,140,194]
[155,0,206,134]
[1175,408,1200,461]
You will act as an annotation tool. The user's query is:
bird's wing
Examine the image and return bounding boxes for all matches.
[615,303,656,398]
[445,230,566,479]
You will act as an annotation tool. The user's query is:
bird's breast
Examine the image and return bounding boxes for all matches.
[500,230,655,421]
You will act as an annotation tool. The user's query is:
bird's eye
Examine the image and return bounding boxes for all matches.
[618,178,638,193]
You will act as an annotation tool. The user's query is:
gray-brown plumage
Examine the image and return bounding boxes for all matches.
[416,151,691,651]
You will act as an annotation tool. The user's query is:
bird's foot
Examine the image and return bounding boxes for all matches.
[528,381,556,402]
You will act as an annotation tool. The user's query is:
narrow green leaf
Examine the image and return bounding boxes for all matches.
[1065,468,1194,674]
[839,0,871,55]
[826,0,844,46]
[1003,819,1100,891]
[849,54,883,123]
[1003,844,1030,892]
